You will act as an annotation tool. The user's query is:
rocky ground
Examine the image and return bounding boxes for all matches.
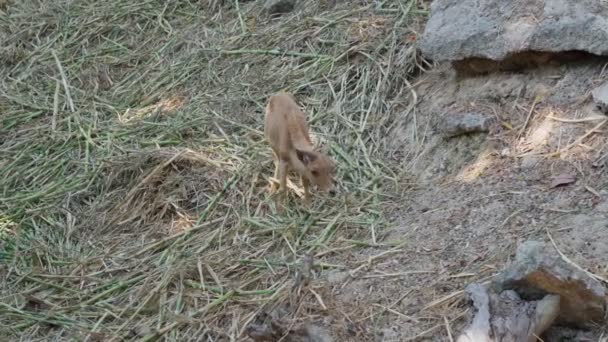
[323,0,608,339]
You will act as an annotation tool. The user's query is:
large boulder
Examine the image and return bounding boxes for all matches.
[420,0,608,64]
[457,283,561,342]
[491,241,606,328]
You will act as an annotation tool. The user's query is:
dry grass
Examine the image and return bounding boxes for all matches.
[0,0,428,340]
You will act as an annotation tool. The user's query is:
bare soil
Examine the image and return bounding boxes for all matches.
[314,59,608,340]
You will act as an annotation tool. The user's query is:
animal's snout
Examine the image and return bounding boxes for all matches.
[322,181,337,195]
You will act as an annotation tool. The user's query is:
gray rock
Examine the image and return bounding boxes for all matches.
[326,270,348,285]
[491,241,606,328]
[591,82,608,114]
[595,200,608,213]
[439,112,493,138]
[265,0,296,15]
[458,283,561,342]
[420,0,608,63]
[520,156,540,170]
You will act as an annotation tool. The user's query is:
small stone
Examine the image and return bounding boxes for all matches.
[595,200,608,213]
[520,156,539,170]
[591,82,608,114]
[491,241,606,328]
[530,83,552,100]
[440,112,493,138]
[500,148,510,158]
[326,270,348,285]
[264,0,296,15]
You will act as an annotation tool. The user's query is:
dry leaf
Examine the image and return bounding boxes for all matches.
[550,173,576,188]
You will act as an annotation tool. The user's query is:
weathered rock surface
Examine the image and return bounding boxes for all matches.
[439,112,493,138]
[420,0,608,64]
[265,0,296,16]
[591,82,608,114]
[457,283,561,342]
[491,241,606,328]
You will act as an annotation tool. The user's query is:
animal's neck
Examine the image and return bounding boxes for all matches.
[289,130,314,151]
[292,141,314,152]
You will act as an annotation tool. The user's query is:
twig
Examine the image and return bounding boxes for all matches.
[547,115,607,123]
[216,48,331,60]
[585,185,601,198]
[138,290,236,342]
[545,228,608,284]
[132,218,222,257]
[501,209,522,227]
[269,176,304,198]
[309,288,327,310]
[234,0,247,35]
[371,303,418,322]
[422,279,492,312]
[405,310,467,341]
[444,316,454,342]
[52,80,60,132]
[517,96,540,139]
[348,244,405,276]
[117,150,185,212]
[361,270,434,279]
[51,50,75,113]
[548,119,607,157]
[360,289,413,322]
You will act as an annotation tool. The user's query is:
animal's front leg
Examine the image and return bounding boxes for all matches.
[269,152,280,193]
[301,176,311,204]
[275,160,289,213]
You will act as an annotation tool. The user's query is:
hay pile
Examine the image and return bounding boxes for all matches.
[0,0,427,340]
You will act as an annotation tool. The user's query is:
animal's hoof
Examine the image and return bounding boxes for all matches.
[268,184,279,194]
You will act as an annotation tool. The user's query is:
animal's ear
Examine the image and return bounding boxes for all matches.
[296,149,317,165]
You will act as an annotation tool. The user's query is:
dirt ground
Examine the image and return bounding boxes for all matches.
[317,58,608,340]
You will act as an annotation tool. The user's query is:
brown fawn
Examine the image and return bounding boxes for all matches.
[264,92,336,211]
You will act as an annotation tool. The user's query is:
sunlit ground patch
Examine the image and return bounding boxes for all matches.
[118,96,185,124]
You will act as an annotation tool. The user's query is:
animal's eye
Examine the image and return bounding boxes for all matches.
[311,170,319,176]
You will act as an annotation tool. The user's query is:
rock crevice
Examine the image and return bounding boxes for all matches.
[421,0,608,73]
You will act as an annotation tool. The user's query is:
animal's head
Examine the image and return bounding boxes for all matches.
[296,149,336,191]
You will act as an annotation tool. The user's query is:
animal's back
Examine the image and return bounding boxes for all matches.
[264,92,312,153]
